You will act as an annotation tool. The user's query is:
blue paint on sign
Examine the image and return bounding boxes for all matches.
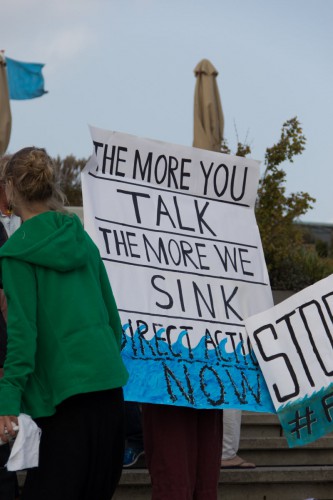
[122,321,275,412]
[278,383,333,447]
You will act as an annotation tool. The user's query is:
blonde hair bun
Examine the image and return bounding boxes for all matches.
[5,147,66,210]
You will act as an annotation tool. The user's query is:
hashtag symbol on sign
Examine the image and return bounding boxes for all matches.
[288,407,317,439]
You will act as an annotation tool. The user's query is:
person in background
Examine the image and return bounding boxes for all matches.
[123,402,145,468]
[0,155,21,500]
[0,147,129,500]
[142,403,222,500]
[0,158,21,239]
[221,410,255,469]
[0,289,18,500]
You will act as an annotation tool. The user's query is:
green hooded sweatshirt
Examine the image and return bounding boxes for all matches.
[0,211,128,418]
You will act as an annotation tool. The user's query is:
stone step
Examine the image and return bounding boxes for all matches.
[112,466,333,500]
[241,411,280,425]
[217,466,333,500]
[239,436,333,466]
[241,412,283,438]
[18,465,333,499]
[126,434,333,468]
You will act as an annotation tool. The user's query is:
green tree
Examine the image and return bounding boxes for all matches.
[53,155,87,206]
[223,117,333,290]
[255,117,316,289]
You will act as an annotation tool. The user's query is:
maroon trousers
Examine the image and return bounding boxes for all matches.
[142,404,223,500]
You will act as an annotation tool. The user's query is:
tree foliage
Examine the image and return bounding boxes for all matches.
[256,117,316,289]
[53,155,87,206]
[223,117,333,290]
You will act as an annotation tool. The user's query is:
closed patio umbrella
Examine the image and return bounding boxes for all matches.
[193,58,224,152]
[0,52,11,155]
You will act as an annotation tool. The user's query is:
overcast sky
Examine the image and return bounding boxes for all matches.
[1,0,332,223]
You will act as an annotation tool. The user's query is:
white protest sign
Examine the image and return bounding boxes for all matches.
[245,274,333,446]
[82,126,275,411]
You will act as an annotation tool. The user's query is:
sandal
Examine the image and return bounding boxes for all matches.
[221,454,256,469]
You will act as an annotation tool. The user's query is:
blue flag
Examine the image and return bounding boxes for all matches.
[6,57,47,100]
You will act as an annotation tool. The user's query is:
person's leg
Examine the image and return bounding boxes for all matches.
[0,443,17,500]
[221,409,255,468]
[22,408,86,500]
[222,409,241,460]
[142,404,197,500]
[22,388,125,500]
[82,388,125,499]
[125,402,143,448]
[123,402,144,467]
[194,409,223,500]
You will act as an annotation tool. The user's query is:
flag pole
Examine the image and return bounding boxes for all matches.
[0,51,12,155]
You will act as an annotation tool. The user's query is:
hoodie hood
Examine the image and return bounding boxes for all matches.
[0,211,88,272]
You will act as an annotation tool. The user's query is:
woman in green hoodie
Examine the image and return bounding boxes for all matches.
[0,147,129,500]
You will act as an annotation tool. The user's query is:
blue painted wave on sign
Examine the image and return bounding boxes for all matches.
[277,383,333,447]
[121,322,275,412]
